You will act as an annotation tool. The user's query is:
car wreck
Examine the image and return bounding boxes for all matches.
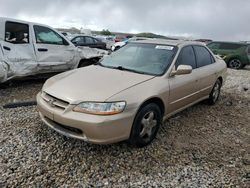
[0,17,108,83]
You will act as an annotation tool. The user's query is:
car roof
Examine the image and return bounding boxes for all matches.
[209,41,247,45]
[131,39,204,47]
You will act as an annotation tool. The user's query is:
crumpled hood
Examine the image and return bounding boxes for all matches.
[43,65,154,104]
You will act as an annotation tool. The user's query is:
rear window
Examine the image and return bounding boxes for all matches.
[219,43,243,50]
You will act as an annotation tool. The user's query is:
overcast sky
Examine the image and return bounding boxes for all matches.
[0,0,249,41]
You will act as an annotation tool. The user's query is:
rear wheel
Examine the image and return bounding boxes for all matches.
[129,103,162,147]
[207,79,222,105]
[228,59,243,69]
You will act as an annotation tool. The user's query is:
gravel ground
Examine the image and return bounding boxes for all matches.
[0,67,250,187]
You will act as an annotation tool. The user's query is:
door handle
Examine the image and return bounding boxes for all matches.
[37,48,48,52]
[3,46,11,51]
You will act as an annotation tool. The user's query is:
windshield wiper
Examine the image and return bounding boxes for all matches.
[115,66,147,75]
[98,64,148,75]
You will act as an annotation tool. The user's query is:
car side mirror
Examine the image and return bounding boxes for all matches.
[171,65,192,76]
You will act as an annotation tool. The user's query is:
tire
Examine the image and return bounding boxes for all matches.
[114,46,121,51]
[207,79,222,105]
[227,59,243,69]
[129,103,162,147]
[78,59,97,68]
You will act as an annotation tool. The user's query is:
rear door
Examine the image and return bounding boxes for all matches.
[193,46,217,98]
[33,25,76,72]
[168,46,200,113]
[2,21,37,75]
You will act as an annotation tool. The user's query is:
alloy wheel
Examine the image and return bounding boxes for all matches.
[228,59,242,69]
[139,111,157,140]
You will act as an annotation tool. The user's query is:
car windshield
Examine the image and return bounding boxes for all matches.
[100,43,177,75]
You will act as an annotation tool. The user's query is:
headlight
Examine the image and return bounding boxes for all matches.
[73,102,126,115]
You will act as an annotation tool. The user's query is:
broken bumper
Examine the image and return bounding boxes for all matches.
[36,92,135,144]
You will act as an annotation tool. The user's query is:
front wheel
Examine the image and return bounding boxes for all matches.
[129,103,162,147]
[207,79,222,105]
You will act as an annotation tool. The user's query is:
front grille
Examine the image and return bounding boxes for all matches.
[42,92,69,110]
[44,116,83,135]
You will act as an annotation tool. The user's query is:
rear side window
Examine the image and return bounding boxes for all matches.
[194,46,213,68]
[247,45,250,54]
[219,43,243,50]
[34,25,68,45]
[176,46,196,69]
[5,21,29,44]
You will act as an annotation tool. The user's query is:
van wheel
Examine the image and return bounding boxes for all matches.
[129,103,162,147]
[228,59,243,69]
[207,79,222,105]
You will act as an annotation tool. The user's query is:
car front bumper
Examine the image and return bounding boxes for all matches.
[36,92,136,144]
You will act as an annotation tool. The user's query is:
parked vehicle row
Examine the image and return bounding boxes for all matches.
[0,17,230,147]
[37,39,227,147]
[71,35,107,50]
[111,37,151,51]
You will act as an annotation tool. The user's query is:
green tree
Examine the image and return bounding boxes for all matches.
[100,29,112,36]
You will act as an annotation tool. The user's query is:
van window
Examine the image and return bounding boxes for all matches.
[34,25,67,45]
[194,46,213,68]
[219,43,243,50]
[176,46,196,69]
[5,21,29,44]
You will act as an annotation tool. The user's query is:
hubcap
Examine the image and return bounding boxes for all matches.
[212,83,220,102]
[229,59,241,69]
[140,112,157,138]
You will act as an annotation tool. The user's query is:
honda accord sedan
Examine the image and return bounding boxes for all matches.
[37,39,227,147]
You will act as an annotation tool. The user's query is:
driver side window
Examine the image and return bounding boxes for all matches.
[34,25,68,45]
[176,46,196,69]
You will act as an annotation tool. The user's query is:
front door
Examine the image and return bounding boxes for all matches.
[168,46,200,114]
[33,25,76,72]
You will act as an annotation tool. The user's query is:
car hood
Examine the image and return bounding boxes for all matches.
[43,65,154,104]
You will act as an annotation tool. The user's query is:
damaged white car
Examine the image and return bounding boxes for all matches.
[0,17,108,83]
